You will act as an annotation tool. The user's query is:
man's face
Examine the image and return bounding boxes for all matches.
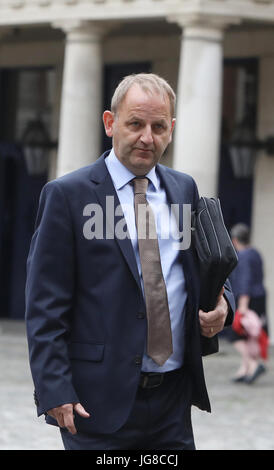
[103,84,175,176]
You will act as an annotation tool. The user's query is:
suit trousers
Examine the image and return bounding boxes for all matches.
[60,367,195,450]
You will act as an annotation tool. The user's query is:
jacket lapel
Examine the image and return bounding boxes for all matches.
[156,163,185,234]
[157,163,200,311]
[89,153,142,292]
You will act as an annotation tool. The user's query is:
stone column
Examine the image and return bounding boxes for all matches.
[54,21,105,176]
[252,56,274,343]
[171,17,235,197]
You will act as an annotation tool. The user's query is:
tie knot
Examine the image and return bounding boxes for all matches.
[133,177,149,195]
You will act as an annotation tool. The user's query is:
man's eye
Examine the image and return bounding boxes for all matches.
[154,123,165,131]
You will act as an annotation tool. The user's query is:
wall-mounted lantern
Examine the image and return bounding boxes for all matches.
[229,118,274,178]
[21,118,57,176]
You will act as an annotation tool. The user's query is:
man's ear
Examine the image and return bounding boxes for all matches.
[103,110,115,137]
[168,118,176,143]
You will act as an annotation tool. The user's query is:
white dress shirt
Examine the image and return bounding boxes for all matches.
[105,148,188,372]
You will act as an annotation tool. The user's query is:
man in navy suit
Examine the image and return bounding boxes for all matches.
[25,73,235,450]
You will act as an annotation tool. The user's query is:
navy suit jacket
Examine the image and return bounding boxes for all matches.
[25,151,235,434]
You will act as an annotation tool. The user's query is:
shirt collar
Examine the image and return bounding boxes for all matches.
[106,148,159,191]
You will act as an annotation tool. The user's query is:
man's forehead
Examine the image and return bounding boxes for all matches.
[120,84,171,115]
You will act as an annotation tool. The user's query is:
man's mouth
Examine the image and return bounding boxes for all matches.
[134,148,153,153]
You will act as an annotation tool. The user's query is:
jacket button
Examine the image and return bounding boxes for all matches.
[134,355,142,365]
[137,311,145,319]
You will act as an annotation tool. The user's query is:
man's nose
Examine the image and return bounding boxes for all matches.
[140,125,153,145]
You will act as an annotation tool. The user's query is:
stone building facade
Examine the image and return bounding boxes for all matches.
[0,0,274,341]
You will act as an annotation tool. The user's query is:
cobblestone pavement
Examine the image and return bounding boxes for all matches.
[1,319,273,450]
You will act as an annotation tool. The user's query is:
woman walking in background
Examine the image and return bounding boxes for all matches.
[229,223,269,384]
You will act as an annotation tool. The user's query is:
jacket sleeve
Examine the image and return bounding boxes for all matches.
[223,278,236,326]
[25,180,79,416]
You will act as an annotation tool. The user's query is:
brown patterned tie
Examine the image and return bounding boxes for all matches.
[133,177,173,366]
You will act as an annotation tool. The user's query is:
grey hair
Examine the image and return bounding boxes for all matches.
[230,223,250,245]
[111,73,176,117]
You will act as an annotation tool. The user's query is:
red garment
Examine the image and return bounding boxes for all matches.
[232,310,269,359]
[232,310,247,336]
[259,329,269,360]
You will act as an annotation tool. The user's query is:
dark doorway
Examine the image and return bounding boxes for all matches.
[218,59,258,231]
[0,67,56,318]
[102,62,151,152]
